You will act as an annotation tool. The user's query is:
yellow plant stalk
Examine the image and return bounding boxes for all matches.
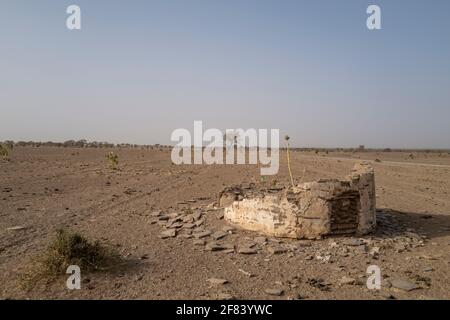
[285,135,295,188]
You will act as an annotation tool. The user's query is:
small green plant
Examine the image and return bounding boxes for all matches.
[285,135,295,188]
[106,151,119,169]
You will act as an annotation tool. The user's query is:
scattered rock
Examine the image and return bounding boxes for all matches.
[379,291,396,300]
[390,278,420,292]
[345,239,366,246]
[193,239,206,246]
[193,212,202,220]
[167,222,183,229]
[215,293,235,300]
[6,226,26,231]
[205,243,226,251]
[194,220,205,227]
[207,278,228,285]
[315,254,331,263]
[150,211,162,217]
[298,240,312,247]
[254,236,267,244]
[178,234,193,239]
[369,246,380,259]
[212,231,228,240]
[268,246,287,255]
[160,229,177,238]
[238,247,258,255]
[238,269,254,277]
[306,278,331,291]
[340,276,356,285]
[193,230,212,239]
[264,288,284,296]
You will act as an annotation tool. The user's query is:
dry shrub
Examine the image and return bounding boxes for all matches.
[20,229,117,290]
[42,229,111,274]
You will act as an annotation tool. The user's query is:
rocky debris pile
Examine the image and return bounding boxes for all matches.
[149,203,436,298]
[150,205,428,263]
[150,209,237,252]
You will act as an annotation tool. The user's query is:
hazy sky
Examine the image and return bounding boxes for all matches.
[1,0,449,148]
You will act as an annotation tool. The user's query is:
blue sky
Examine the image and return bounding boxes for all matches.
[1,0,449,148]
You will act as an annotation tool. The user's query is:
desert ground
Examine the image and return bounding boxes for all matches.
[0,146,449,300]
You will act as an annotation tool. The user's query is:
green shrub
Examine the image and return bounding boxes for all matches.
[106,151,119,169]
[41,229,110,275]
[0,143,12,160]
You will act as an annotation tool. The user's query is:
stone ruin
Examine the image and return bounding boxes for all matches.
[219,162,376,239]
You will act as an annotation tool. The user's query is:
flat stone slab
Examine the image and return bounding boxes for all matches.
[207,278,228,285]
[340,276,356,285]
[212,231,228,240]
[193,212,202,220]
[160,229,177,239]
[194,220,205,227]
[205,243,226,251]
[264,288,284,296]
[193,239,206,246]
[267,246,287,254]
[238,247,258,254]
[390,279,420,292]
[193,230,212,239]
[344,239,366,246]
[6,226,26,231]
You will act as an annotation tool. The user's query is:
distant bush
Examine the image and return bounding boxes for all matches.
[0,142,13,160]
[106,151,119,170]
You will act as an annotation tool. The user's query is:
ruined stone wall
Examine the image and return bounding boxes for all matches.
[348,162,376,234]
[222,163,376,239]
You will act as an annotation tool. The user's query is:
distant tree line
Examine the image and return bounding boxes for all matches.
[1,140,448,153]
[1,140,172,149]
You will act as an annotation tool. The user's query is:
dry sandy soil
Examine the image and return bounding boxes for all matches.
[0,147,449,300]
